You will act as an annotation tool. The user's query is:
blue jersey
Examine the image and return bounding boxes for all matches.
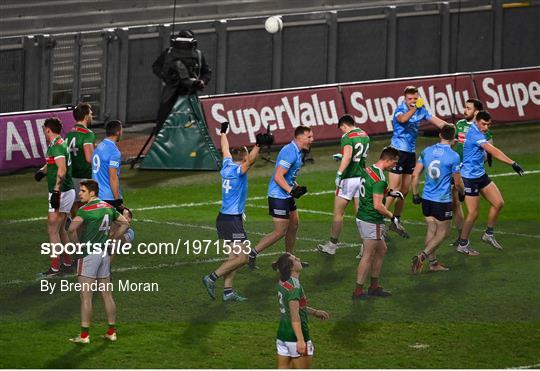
[220,157,247,215]
[418,143,460,203]
[461,122,488,179]
[391,101,432,152]
[92,138,122,200]
[268,140,303,199]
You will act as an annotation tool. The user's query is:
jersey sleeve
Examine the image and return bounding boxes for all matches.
[373,181,386,195]
[420,106,433,120]
[287,287,302,302]
[220,158,242,178]
[111,208,121,221]
[393,104,408,119]
[83,131,96,145]
[50,144,66,159]
[473,130,488,147]
[340,135,352,149]
[277,146,296,170]
[109,149,121,169]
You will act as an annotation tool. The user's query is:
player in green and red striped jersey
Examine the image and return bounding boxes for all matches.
[34,118,75,277]
[450,99,494,248]
[273,253,329,369]
[67,179,129,344]
[318,115,370,256]
[353,147,402,300]
[66,103,95,217]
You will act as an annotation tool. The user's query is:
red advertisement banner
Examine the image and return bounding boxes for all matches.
[473,69,540,123]
[0,108,76,172]
[341,75,476,134]
[201,87,346,148]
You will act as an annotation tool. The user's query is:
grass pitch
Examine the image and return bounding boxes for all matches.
[0,124,539,368]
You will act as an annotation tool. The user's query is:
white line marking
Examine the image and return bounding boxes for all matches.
[508,364,540,369]
[409,343,430,349]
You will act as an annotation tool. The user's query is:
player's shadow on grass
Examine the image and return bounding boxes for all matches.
[44,340,111,368]
[329,305,377,348]
[37,293,79,324]
[178,302,230,353]
[0,284,44,318]
[311,253,352,288]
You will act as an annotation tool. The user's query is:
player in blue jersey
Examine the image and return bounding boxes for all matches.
[386,86,448,238]
[248,126,314,269]
[202,122,271,301]
[456,111,524,254]
[92,120,125,213]
[410,124,465,273]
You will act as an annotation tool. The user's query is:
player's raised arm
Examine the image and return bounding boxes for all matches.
[428,115,448,129]
[220,122,232,159]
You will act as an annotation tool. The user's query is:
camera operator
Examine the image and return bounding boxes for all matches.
[152,29,212,134]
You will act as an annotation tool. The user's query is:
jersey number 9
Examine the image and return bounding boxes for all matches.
[92,154,100,174]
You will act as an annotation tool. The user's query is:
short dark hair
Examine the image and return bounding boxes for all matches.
[106,120,122,137]
[466,99,483,111]
[294,125,311,138]
[440,124,456,141]
[272,253,294,282]
[44,118,62,134]
[476,111,491,122]
[73,103,92,122]
[230,146,247,162]
[403,86,418,95]
[380,146,400,160]
[80,179,99,195]
[338,114,355,128]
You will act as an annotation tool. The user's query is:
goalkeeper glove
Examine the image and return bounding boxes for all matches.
[50,191,61,210]
[220,121,229,134]
[415,97,424,109]
[412,194,422,204]
[335,171,343,188]
[34,170,46,182]
[387,189,404,200]
[289,185,308,199]
[511,162,524,176]
[332,153,343,162]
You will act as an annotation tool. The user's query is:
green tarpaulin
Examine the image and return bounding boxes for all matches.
[141,95,220,170]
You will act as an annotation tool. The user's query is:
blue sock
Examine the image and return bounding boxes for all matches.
[208,272,218,282]
[486,227,494,235]
[224,287,233,295]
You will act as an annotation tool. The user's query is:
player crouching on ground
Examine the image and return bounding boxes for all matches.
[273,253,329,369]
[35,117,76,277]
[67,179,130,343]
[202,122,272,302]
[352,147,402,300]
[457,111,524,255]
[410,124,464,273]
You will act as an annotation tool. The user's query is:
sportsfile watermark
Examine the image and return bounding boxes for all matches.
[40,239,252,258]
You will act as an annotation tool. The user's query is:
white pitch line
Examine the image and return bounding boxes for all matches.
[508,364,540,369]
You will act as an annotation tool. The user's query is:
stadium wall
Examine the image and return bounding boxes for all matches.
[0,1,538,123]
[200,67,540,148]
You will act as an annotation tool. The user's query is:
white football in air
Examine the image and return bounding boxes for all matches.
[265,16,283,34]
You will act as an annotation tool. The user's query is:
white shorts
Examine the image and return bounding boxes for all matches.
[73,178,83,201]
[48,189,75,213]
[356,219,386,240]
[337,177,360,201]
[276,339,314,358]
[78,253,111,279]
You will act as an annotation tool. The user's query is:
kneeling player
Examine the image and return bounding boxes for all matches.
[202,122,267,302]
[411,124,464,273]
[352,147,402,299]
[273,253,329,369]
[67,179,130,343]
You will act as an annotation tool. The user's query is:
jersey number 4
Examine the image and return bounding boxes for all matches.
[222,179,232,194]
[99,214,110,234]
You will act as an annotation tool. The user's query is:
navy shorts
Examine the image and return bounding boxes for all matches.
[463,174,492,196]
[389,150,416,175]
[422,199,453,221]
[216,213,247,242]
[268,197,297,219]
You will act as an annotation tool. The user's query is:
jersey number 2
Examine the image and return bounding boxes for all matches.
[353,142,370,163]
